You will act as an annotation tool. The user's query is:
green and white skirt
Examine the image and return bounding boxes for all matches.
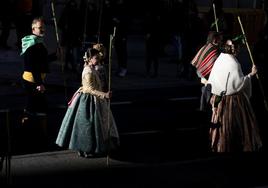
[56,91,119,154]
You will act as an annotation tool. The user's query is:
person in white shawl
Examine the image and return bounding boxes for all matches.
[207,39,262,152]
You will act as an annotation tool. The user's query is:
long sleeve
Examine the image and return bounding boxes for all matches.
[81,66,107,99]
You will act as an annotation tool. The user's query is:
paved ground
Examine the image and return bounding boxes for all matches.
[1,150,268,188]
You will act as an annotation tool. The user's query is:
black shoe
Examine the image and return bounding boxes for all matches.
[83,153,94,158]
[78,151,94,158]
[77,151,85,157]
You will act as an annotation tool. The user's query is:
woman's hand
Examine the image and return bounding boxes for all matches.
[249,65,257,77]
[105,91,112,99]
[36,84,46,93]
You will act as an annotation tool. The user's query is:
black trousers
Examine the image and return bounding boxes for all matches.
[23,80,47,114]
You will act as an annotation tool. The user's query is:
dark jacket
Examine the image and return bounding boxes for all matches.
[23,43,49,84]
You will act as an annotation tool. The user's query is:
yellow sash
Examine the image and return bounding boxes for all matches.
[22,71,46,83]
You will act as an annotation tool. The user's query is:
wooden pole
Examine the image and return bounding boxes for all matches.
[212,3,219,32]
[51,1,60,45]
[237,16,268,112]
[108,27,116,91]
[106,27,116,167]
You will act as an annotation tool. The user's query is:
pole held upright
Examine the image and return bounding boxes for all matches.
[212,3,219,32]
[237,16,268,112]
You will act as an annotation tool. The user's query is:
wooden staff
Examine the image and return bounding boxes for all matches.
[51,0,68,102]
[212,3,219,32]
[51,1,59,45]
[237,16,268,112]
[106,27,116,167]
[108,27,116,92]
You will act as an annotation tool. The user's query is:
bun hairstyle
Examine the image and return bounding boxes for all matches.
[223,35,244,55]
[93,43,106,59]
[83,48,100,65]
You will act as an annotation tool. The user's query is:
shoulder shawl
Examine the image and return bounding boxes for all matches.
[191,43,220,78]
[20,34,44,55]
[208,53,252,97]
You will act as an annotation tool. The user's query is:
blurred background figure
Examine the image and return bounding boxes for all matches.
[144,2,163,78]
[58,0,84,74]
[0,0,13,49]
[178,0,206,80]
[113,0,128,77]
[99,0,128,77]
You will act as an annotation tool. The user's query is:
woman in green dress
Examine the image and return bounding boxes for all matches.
[56,48,119,157]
